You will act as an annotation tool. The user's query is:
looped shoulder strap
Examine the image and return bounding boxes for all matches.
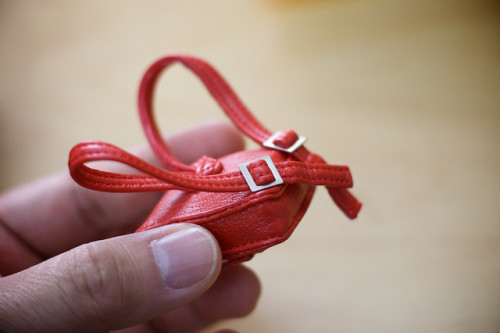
[138,55,272,171]
[68,55,362,218]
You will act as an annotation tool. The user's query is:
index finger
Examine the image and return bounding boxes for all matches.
[0,121,244,270]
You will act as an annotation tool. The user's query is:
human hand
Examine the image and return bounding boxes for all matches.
[0,121,261,332]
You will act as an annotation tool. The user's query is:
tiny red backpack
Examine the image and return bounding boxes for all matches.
[69,55,361,263]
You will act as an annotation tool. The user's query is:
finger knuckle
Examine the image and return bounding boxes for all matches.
[61,242,125,321]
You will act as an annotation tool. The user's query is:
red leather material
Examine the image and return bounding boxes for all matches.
[136,149,314,261]
[68,54,362,263]
[273,130,299,149]
[247,160,276,186]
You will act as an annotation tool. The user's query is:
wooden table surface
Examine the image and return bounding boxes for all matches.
[1,1,499,332]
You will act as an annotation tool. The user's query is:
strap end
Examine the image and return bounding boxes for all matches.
[327,187,362,219]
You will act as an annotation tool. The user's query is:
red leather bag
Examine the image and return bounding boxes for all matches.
[69,55,361,263]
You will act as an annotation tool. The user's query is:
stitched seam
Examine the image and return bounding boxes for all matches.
[161,186,286,225]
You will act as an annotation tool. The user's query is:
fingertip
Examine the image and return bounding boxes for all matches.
[167,121,245,164]
[215,329,239,333]
[153,263,261,332]
[205,120,246,155]
[132,120,245,167]
[196,264,262,320]
[215,264,262,317]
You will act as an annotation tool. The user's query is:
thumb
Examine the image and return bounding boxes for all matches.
[0,224,222,332]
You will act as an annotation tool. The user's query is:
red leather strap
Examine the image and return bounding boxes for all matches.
[69,54,362,219]
[138,55,272,171]
[69,141,353,192]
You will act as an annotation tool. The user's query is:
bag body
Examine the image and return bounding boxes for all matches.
[137,149,314,262]
[69,55,361,263]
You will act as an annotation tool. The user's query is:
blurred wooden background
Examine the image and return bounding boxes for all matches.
[1,0,499,332]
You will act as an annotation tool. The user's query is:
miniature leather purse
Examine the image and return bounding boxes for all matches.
[69,55,361,263]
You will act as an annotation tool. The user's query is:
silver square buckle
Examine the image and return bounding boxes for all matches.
[238,156,283,192]
[263,131,307,153]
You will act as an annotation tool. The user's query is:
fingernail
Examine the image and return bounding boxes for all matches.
[152,227,218,289]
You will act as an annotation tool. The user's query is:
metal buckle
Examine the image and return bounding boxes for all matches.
[239,156,283,192]
[263,131,307,153]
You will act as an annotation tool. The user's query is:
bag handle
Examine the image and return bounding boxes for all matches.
[68,55,362,218]
[138,55,273,171]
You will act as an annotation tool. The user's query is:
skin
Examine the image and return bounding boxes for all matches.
[0,121,261,333]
